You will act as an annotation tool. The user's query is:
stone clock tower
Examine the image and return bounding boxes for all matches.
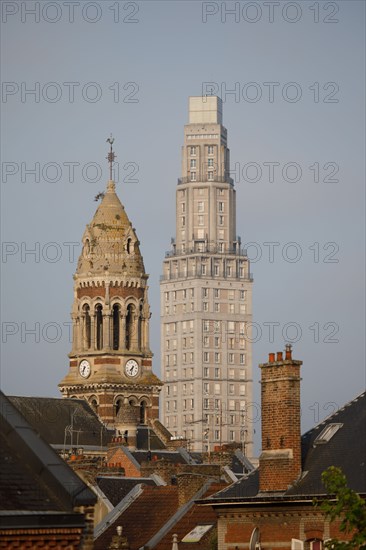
[59,141,162,438]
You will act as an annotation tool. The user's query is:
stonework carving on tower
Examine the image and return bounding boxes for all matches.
[59,141,162,442]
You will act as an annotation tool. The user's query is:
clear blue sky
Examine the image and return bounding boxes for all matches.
[1,1,365,452]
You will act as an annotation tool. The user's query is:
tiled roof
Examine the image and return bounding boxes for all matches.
[151,483,225,550]
[96,476,158,507]
[0,391,97,513]
[206,392,366,503]
[94,485,179,550]
[8,396,114,447]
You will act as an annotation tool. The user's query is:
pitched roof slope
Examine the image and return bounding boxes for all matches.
[0,391,97,513]
[94,486,179,550]
[152,483,226,550]
[96,476,158,507]
[8,395,113,447]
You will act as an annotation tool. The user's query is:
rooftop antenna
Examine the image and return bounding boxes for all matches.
[106,134,116,181]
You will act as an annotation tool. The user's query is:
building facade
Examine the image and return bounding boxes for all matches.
[160,97,253,454]
[59,145,162,443]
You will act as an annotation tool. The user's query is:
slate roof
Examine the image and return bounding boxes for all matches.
[206,392,366,503]
[96,476,158,507]
[94,485,179,550]
[131,449,190,465]
[0,391,97,516]
[8,395,114,448]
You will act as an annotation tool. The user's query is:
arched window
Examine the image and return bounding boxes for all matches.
[89,397,98,413]
[127,238,132,254]
[112,304,120,350]
[140,400,147,424]
[95,304,103,350]
[83,304,91,349]
[115,397,123,416]
[126,304,135,350]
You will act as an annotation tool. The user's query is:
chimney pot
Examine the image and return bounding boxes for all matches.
[285,343,292,360]
[269,353,275,363]
[277,351,283,361]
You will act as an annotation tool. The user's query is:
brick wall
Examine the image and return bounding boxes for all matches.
[217,506,356,550]
[107,447,140,477]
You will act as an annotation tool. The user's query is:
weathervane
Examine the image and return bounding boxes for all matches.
[106,134,116,181]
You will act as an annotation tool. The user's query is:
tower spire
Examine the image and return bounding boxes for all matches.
[106,134,116,181]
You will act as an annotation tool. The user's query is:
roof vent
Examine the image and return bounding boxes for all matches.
[314,423,343,444]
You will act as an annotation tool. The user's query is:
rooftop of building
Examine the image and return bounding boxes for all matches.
[204,391,366,504]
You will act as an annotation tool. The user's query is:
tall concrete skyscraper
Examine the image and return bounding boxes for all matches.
[160,97,253,455]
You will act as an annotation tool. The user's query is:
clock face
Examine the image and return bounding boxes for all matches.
[125,359,139,378]
[79,360,91,378]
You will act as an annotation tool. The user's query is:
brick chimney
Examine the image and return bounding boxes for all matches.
[259,344,302,492]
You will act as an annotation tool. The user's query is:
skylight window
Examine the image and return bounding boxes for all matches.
[181,524,213,542]
[314,423,343,444]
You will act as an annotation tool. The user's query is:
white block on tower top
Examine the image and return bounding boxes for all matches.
[188,96,223,124]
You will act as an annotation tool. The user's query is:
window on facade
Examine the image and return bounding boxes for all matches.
[240,385,246,396]
[208,172,214,181]
[204,383,209,393]
[215,368,220,378]
[214,383,220,395]
[214,288,220,298]
[181,216,185,227]
[229,303,234,313]
[203,320,209,332]
[230,430,235,442]
[219,216,224,226]
[214,303,220,313]
[208,145,214,155]
[240,369,246,380]
[204,367,209,378]
[229,353,234,363]
[215,352,220,363]
[208,158,214,167]
[202,288,208,298]
[229,384,235,395]
[229,400,235,411]
[198,201,204,212]
[204,398,209,409]
[203,352,209,362]
[201,264,206,275]
[218,202,224,212]
[214,430,220,441]
[229,368,235,379]
[190,159,196,169]
[230,415,235,425]
[215,336,220,347]
[190,399,194,409]
[198,215,204,226]
[214,264,219,275]
[190,172,196,181]
[203,302,208,312]
[190,146,196,156]
[240,354,246,365]
[228,321,235,332]
[240,304,246,314]
[240,290,246,300]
